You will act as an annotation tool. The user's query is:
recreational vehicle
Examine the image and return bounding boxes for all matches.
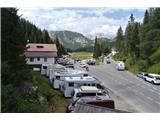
[59,76,101,97]
[52,70,89,89]
[41,63,65,76]
[41,64,50,75]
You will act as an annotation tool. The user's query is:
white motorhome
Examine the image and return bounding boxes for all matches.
[59,76,101,98]
[41,64,50,75]
[41,63,65,76]
[73,86,109,101]
[116,61,125,71]
[52,70,89,89]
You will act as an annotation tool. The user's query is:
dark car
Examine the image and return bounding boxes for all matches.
[66,96,115,113]
[106,59,111,64]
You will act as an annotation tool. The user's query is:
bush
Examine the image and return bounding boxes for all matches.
[125,57,134,70]
[1,84,21,112]
[129,64,140,74]
[18,99,47,113]
[137,59,149,71]
[147,62,160,73]
[150,47,160,64]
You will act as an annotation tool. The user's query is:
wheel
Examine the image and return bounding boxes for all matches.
[151,81,155,85]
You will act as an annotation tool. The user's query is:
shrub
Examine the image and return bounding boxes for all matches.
[147,62,160,73]
[137,59,149,71]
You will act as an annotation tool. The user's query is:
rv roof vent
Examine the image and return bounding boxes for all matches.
[37,45,44,48]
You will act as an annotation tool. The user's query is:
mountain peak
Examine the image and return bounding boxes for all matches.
[49,30,93,50]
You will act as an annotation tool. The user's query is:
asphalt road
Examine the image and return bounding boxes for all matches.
[75,60,160,112]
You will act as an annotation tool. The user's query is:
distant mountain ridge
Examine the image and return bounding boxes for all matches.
[49,30,93,50]
[49,30,113,50]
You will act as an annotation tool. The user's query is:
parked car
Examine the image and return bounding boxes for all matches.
[87,58,96,65]
[66,96,115,113]
[137,72,148,79]
[80,63,88,68]
[144,74,160,85]
[106,59,111,64]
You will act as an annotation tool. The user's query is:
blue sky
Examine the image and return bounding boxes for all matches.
[18,8,147,38]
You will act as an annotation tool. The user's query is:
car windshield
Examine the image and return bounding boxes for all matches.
[155,77,160,80]
[97,93,104,96]
[76,93,96,97]
[73,98,85,106]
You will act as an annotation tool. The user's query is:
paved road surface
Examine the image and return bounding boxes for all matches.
[75,60,160,112]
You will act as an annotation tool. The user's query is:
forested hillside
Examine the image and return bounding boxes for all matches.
[50,30,93,50]
[1,8,68,112]
[93,37,113,58]
[114,8,160,73]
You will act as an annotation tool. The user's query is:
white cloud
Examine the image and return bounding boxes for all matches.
[18,8,145,38]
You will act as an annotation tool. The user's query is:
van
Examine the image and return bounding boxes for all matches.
[116,61,125,70]
[73,86,110,101]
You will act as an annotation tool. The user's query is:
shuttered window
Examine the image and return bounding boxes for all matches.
[30,58,34,62]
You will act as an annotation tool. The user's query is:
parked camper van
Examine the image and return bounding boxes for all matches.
[41,64,49,75]
[48,65,67,84]
[59,76,101,97]
[41,63,56,76]
[73,86,110,101]
[116,61,125,71]
[52,70,89,89]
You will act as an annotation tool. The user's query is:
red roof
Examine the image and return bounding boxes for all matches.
[26,43,57,52]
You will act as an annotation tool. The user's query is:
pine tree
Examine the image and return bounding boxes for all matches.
[143,10,149,24]
[115,26,123,52]
[93,37,98,58]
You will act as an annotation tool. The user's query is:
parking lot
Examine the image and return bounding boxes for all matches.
[75,60,160,112]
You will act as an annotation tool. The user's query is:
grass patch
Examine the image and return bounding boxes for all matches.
[28,71,70,113]
[71,52,93,60]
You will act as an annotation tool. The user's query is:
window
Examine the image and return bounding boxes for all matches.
[85,93,96,96]
[56,76,60,79]
[43,66,47,69]
[83,74,88,77]
[76,93,82,97]
[92,83,96,86]
[37,57,40,61]
[37,45,43,48]
[30,58,34,62]
[83,83,87,86]
[44,58,47,62]
[97,93,104,96]
[68,82,74,87]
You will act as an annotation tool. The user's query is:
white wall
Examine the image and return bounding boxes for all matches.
[26,57,55,65]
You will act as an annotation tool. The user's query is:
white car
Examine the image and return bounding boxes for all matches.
[80,63,88,68]
[144,74,160,85]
